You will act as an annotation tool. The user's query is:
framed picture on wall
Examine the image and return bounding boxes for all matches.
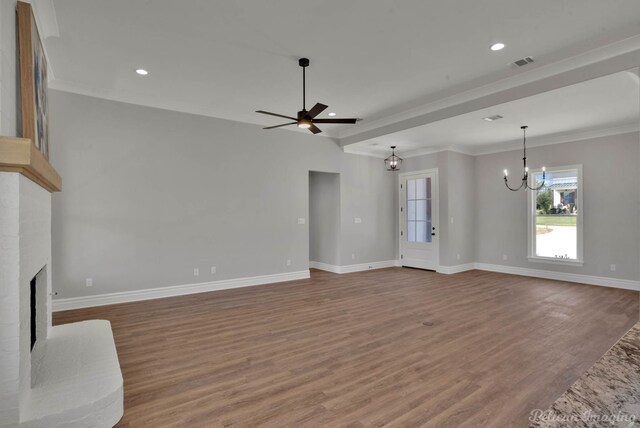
[17,1,49,160]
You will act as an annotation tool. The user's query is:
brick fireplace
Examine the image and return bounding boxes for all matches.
[1,165,123,427]
[0,173,53,424]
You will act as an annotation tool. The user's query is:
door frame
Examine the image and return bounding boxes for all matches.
[398,168,439,269]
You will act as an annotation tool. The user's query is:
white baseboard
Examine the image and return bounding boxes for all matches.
[310,260,399,274]
[436,263,476,274]
[430,261,640,291]
[53,261,640,312]
[308,261,341,273]
[53,270,310,312]
[474,263,640,291]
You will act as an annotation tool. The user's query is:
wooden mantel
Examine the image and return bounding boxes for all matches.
[0,136,61,192]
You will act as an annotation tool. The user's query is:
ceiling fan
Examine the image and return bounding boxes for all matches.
[256,58,358,134]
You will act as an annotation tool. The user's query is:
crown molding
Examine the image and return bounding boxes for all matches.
[341,146,388,159]
[45,15,639,153]
[48,83,343,146]
[338,35,640,147]
[625,68,640,84]
[404,145,475,158]
[342,123,639,159]
[470,123,640,156]
[342,145,455,159]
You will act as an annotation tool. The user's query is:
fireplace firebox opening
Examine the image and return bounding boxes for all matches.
[30,275,37,351]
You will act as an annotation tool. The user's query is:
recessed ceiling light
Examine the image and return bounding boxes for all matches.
[490,43,505,51]
[483,115,503,122]
[328,112,336,117]
[135,69,148,75]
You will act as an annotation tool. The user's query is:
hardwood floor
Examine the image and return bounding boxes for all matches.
[53,268,639,427]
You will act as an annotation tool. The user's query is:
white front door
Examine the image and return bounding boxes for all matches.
[399,170,438,270]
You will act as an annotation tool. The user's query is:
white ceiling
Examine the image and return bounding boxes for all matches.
[346,71,640,157]
[43,0,640,148]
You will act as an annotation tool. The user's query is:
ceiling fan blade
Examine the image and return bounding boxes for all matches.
[306,103,328,119]
[312,118,358,124]
[256,110,297,121]
[263,122,296,130]
[308,124,322,134]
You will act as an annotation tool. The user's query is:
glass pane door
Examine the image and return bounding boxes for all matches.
[406,177,432,243]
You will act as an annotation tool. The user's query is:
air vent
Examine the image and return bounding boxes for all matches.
[512,56,534,67]
[483,115,503,122]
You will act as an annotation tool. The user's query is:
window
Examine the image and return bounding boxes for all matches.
[529,165,583,264]
[406,177,432,243]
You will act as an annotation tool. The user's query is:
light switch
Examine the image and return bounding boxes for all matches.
[354,217,362,224]
[298,218,306,224]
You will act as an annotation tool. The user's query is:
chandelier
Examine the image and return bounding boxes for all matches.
[503,126,545,191]
[385,146,402,171]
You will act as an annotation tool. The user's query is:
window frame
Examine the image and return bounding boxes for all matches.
[527,164,583,266]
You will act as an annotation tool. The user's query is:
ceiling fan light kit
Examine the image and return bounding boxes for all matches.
[503,126,546,191]
[297,117,312,129]
[256,58,358,135]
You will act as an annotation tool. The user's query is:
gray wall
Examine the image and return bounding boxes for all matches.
[49,91,397,298]
[309,171,340,265]
[475,132,640,281]
[400,132,639,281]
[48,91,638,299]
[401,150,476,267]
[339,153,397,265]
[444,151,476,266]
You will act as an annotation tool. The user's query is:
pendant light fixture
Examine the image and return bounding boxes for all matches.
[385,146,402,171]
[503,126,545,191]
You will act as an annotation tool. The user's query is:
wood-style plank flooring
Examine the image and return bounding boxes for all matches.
[53,268,639,427]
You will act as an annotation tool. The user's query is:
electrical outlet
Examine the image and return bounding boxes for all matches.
[211,266,216,274]
[450,217,454,224]
[286,259,291,266]
[610,264,616,272]
[193,268,199,276]
[354,217,362,224]
[502,254,508,261]
[457,253,461,260]
[85,278,93,287]
[297,218,306,225]
[351,253,356,260]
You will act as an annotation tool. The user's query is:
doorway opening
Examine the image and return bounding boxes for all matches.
[309,171,341,273]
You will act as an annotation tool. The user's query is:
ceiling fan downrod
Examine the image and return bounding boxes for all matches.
[299,57,309,112]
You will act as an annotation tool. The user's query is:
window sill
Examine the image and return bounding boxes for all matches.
[527,257,584,266]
